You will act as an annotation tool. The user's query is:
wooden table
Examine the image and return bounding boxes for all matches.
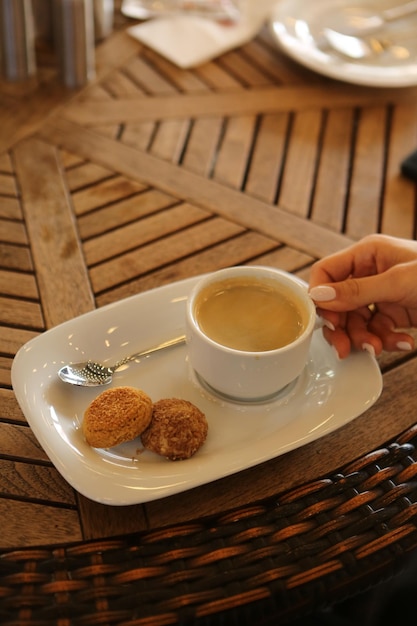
[2,3,417,623]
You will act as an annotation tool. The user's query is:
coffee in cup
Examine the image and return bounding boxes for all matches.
[186,266,316,402]
[193,275,307,352]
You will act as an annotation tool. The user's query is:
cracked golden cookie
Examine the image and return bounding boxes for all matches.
[83,386,152,448]
[141,398,208,460]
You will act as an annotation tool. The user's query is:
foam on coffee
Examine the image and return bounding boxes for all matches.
[193,276,306,352]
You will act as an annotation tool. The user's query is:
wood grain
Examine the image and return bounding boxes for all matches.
[2,16,417,546]
[63,85,417,125]
[0,499,82,548]
[13,138,95,328]
[39,118,354,258]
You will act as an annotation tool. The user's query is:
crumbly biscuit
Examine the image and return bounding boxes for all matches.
[141,398,208,460]
[83,386,152,448]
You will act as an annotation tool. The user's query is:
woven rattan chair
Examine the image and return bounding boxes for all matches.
[2,423,417,625]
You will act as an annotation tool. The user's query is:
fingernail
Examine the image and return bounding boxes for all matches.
[397,341,412,351]
[362,343,376,357]
[322,318,336,332]
[309,286,337,302]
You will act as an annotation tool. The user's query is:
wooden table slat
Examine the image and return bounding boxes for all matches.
[0,196,21,220]
[63,85,417,126]
[0,269,38,299]
[0,499,82,548]
[0,458,77,504]
[381,104,417,237]
[77,188,177,239]
[0,218,27,245]
[13,137,95,327]
[0,296,43,329]
[0,326,38,359]
[38,117,354,258]
[2,18,417,619]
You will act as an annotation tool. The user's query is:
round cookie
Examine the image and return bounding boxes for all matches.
[83,386,152,448]
[141,398,208,460]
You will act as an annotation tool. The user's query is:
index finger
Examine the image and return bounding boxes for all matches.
[309,240,381,287]
[309,249,356,287]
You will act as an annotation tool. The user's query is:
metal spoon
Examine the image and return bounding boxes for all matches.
[323,1,417,37]
[58,334,186,387]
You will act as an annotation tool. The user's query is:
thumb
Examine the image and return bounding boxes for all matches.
[309,273,402,312]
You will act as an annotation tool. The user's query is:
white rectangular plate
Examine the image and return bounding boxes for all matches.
[12,275,382,505]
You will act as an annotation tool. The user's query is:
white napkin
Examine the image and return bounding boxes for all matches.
[124,1,277,68]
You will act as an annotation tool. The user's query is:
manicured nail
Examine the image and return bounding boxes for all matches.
[309,286,337,302]
[362,343,376,357]
[397,341,412,351]
[322,318,336,332]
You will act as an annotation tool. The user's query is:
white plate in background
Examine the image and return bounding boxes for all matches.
[269,0,417,87]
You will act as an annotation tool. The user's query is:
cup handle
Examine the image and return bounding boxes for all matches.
[314,315,327,331]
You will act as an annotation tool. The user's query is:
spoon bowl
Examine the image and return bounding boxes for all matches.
[58,362,114,386]
[58,335,186,387]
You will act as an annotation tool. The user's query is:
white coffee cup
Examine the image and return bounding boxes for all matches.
[185,266,317,402]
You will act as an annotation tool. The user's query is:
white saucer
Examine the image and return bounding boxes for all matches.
[269,0,417,87]
[11,275,382,506]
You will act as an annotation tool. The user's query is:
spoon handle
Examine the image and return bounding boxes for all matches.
[383,0,417,21]
[113,334,186,370]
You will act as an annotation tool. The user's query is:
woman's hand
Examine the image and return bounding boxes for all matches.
[308,234,417,358]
